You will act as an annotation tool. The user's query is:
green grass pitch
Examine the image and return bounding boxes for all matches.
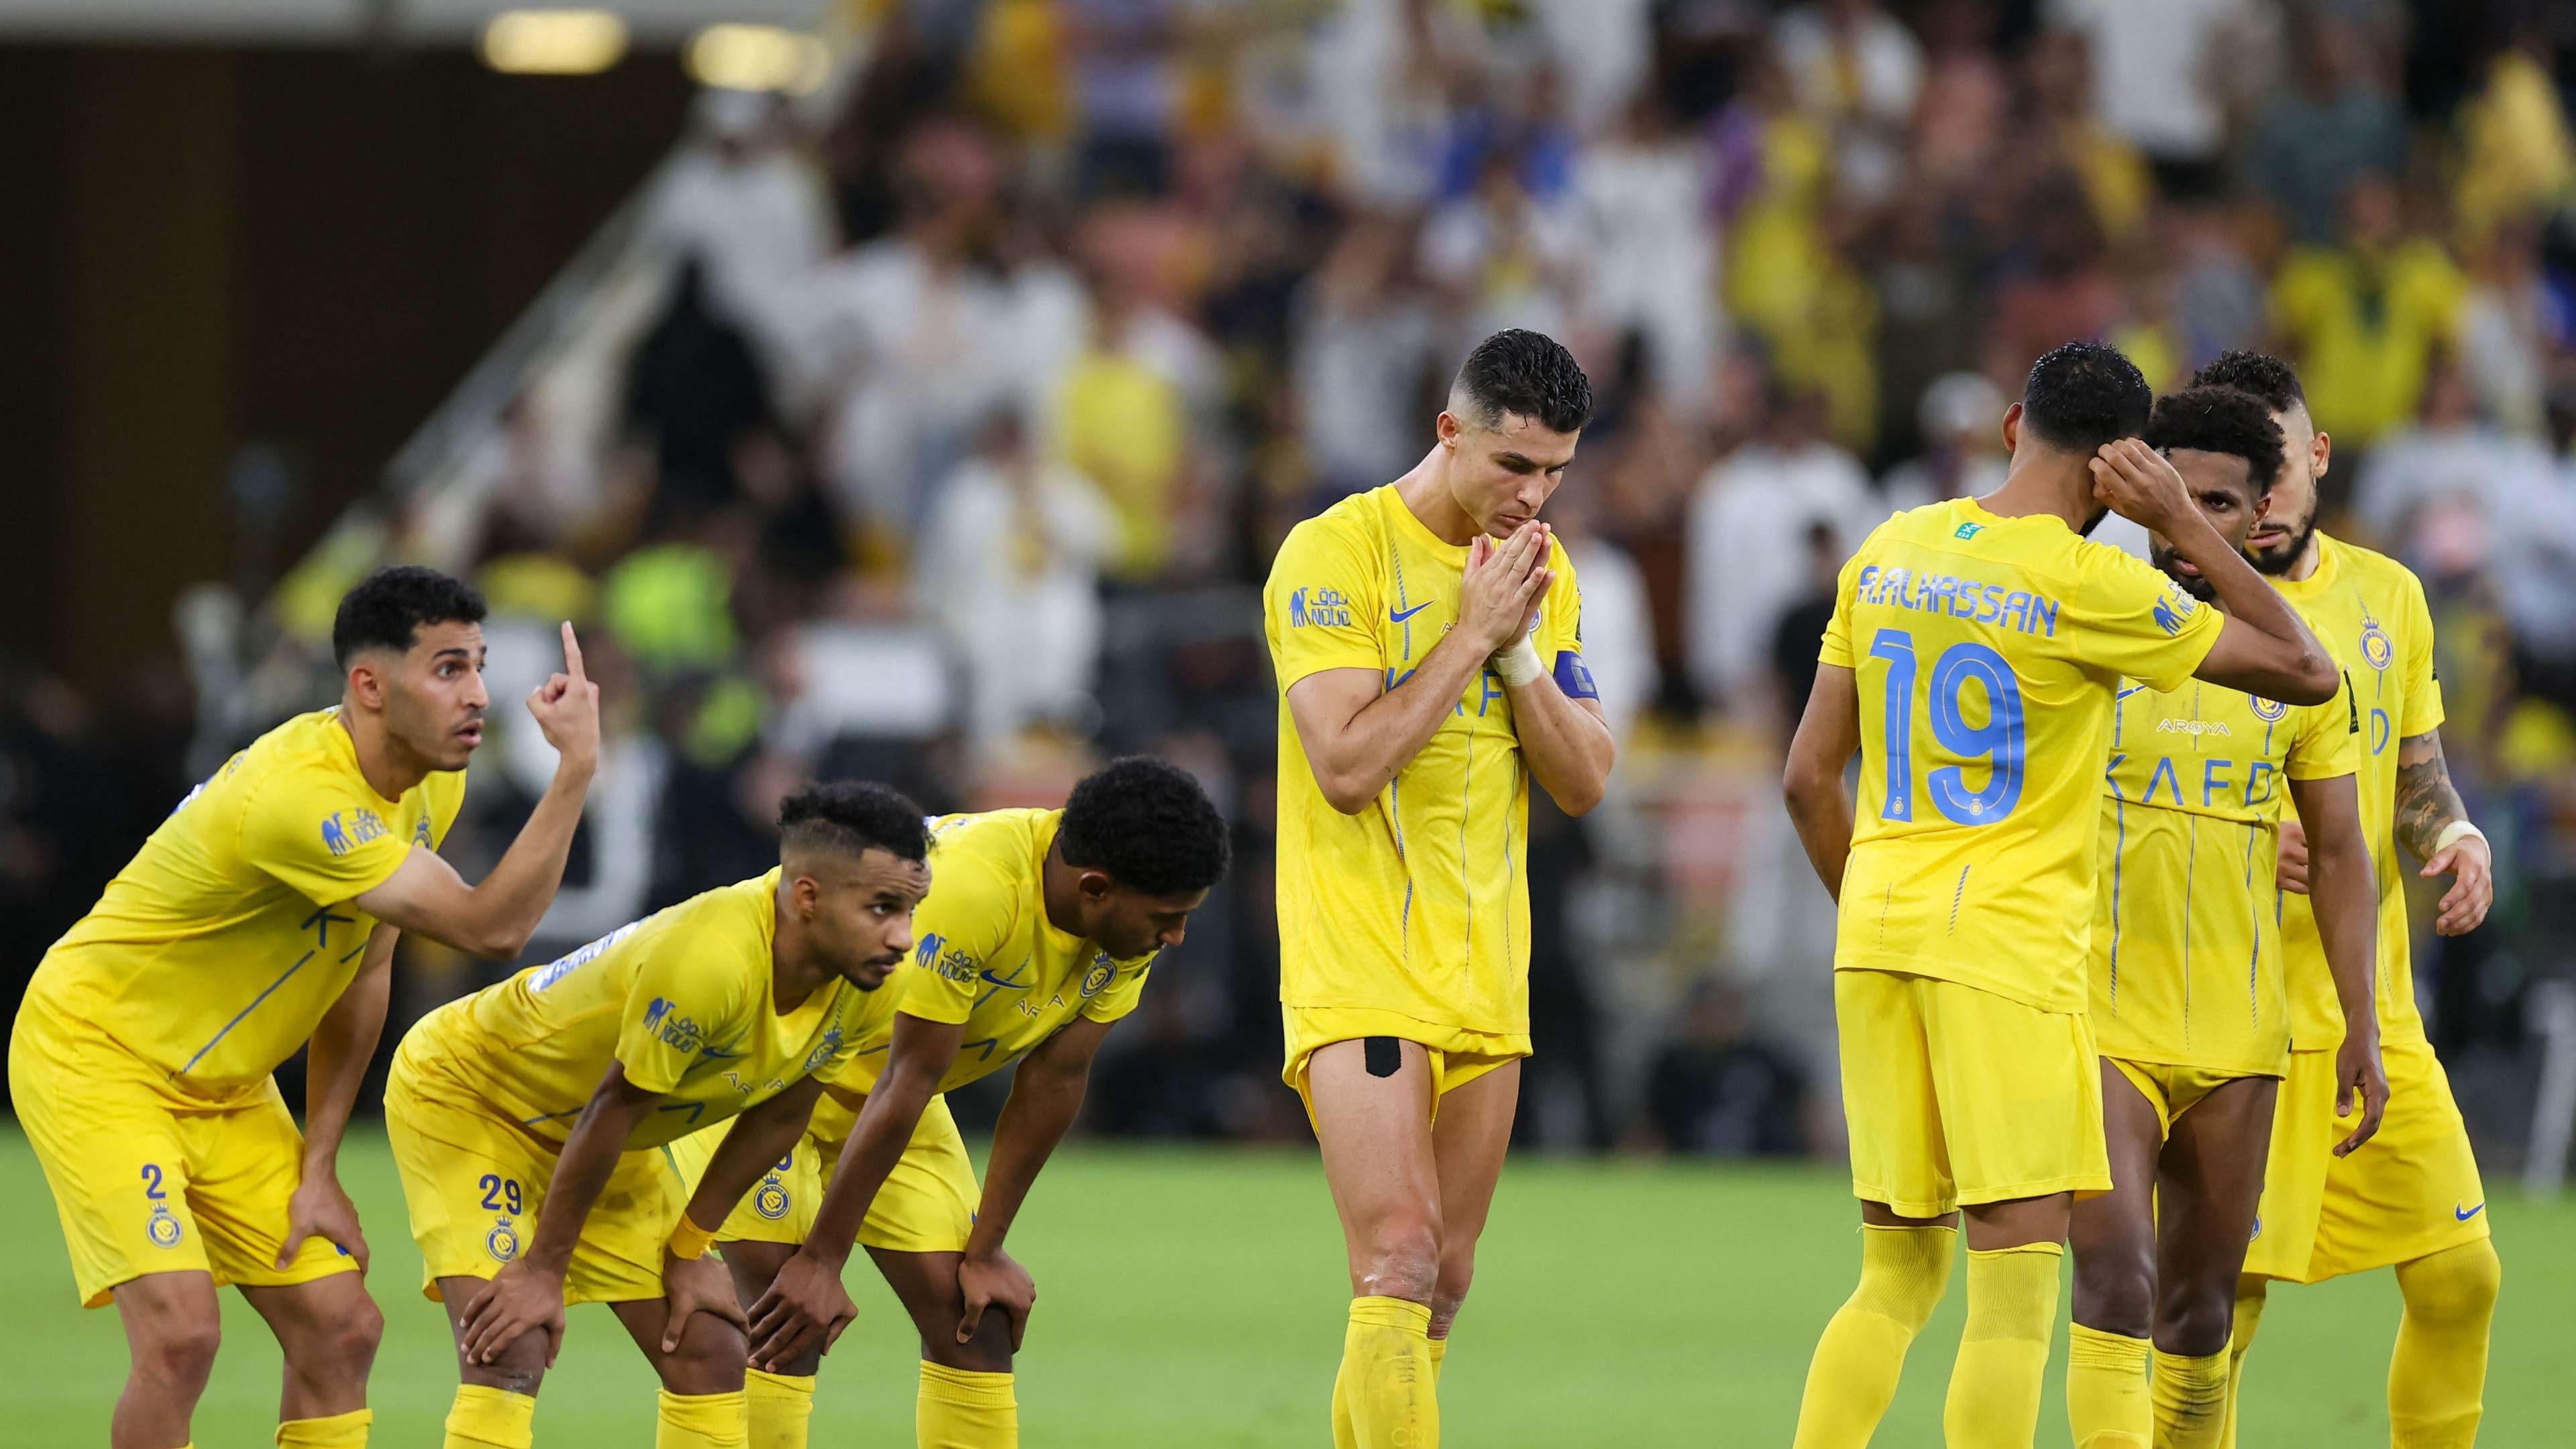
[5,1128,2564,1445]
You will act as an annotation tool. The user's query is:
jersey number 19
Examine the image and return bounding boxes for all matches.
[1868,627,2027,824]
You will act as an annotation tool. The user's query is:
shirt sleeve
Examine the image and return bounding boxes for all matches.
[1538,539,1598,700]
[891,847,1024,1027]
[239,767,419,909]
[1078,955,1156,1025]
[2396,569,2447,737]
[1817,553,1861,669]
[2288,669,2364,780]
[1264,515,1384,690]
[2066,544,2224,692]
[613,934,751,1094]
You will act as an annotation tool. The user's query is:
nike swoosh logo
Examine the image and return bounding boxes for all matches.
[2456,1202,2485,1222]
[979,969,1030,991]
[1389,601,1432,623]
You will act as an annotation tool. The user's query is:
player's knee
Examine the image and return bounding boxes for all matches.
[1354,1215,1442,1303]
[2070,1245,2155,1339]
[1430,1252,1474,1331]
[657,1313,749,1396]
[925,1308,1016,1375]
[2400,1240,2501,1326]
[2153,1279,2236,1358]
[133,1312,222,1389]
[303,1294,384,1379]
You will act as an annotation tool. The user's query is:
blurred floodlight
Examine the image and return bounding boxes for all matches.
[481,9,627,75]
[685,24,829,95]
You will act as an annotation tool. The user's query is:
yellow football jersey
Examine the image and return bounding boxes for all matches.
[820,809,1155,1110]
[1821,498,2224,1013]
[1263,485,1589,1038]
[2092,671,2361,1074]
[2275,533,2445,1047]
[396,870,892,1151]
[19,708,464,1101]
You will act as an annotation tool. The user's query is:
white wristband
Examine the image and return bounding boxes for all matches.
[2432,820,2486,856]
[1494,633,1546,687]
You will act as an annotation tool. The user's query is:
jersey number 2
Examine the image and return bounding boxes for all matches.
[1868,628,2027,824]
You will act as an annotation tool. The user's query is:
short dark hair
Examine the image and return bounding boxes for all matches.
[779,781,930,863]
[1452,329,1594,435]
[2018,341,2152,454]
[2144,386,2286,496]
[332,566,488,666]
[2190,350,2307,415]
[1057,756,1230,898]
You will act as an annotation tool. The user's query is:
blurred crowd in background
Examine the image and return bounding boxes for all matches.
[9,0,2576,1161]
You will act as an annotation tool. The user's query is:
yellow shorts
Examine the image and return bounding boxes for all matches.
[384,1059,684,1306]
[1835,968,2110,1218]
[9,1005,358,1309]
[2106,1057,2279,1136]
[665,1093,979,1256]
[2244,1034,2491,1283]
[1281,1005,1529,1129]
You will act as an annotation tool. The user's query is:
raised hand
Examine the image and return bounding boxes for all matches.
[2088,439,2196,536]
[524,621,601,777]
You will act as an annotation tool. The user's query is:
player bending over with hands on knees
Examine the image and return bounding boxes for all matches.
[1781,342,2336,1449]
[674,757,1230,1449]
[2063,385,2386,1449]
[382,784,928,1449]
[9,566,596,1449]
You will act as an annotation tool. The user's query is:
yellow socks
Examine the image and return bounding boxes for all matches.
[1338,1335,1444,1449]
[2065,1324,2151,1448]
[1338,1295,1438,1449]
[656,1389,748,1449]
[2389,1240,2500,1448]
[1428,1335,1448,1385]
[276,1409,372,1447]
[1792,1223,1956,1448]
[1943,1242,2062,1449]
[918,1361,1018,1448]
[2151,1350,2229,1448]
[745,1368,814,1449]
[444,1385,535,1449]
[2216,1278,2266,1449]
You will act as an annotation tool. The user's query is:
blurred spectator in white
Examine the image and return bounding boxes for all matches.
[1772,0,1922,206]
[1882,372,2006,515]
[1686,384,1878,716]
[2045,0,2255,190]
[2460,216,2560,437]
[1420,146,1584,358]
[1293,214,1440,497]
[1529,0,1654,136]
[645,89,833,368]
[1548,486,1657,745]
[1574,94,1718,417]
[2248,19,2408,245]
[918,409,1114,759]
[1311,0,1484,210]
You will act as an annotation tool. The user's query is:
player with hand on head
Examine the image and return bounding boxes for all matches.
[2190,351,2503,1449]
[2063,386,2385,1449]
[1264,328,1615,1449]
[678,757,1229,1449]
[9,565,598,1449]
[384,782,930,1449]
[1782,342,2337,1449]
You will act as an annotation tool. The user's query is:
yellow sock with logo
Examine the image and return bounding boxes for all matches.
[276,1409,373,1447]
[1943,1242,2062,1449]
[745,1369,814,1449]
[1428,1335,1448,1385]
[2217,1279,2266,1449]
[2065,1324,2151,1448]
[1339,1295,1437,1449]
[443,1385,535,1449]
[2389,1240,2500,1448]
[2151,1350,2230,1448]
[655,1389,747,1449]
[1792,1224,1956,1448]
[918,1361,1018,1448]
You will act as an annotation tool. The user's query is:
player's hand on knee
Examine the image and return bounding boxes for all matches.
[659,1252,751,1354]
[2423,832,2493,936]
[462,1259,567,1367]
[747,1248,857,1372]
[278,1173,370,1271]
[2274,820,2310,896]
[2332,1030,2391,1157]
[957,1249,1036,1354]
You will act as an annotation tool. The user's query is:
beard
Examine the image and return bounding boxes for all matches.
[2151,543,2219,602]
[2247,504,2319,576]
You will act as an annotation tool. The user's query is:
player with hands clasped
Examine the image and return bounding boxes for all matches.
[9,567,597,1449]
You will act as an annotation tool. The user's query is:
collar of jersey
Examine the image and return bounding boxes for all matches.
[2268,531,2343,600]
[318,706,408,808]
[1381,484,1473,555]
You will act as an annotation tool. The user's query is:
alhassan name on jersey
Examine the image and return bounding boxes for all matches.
[1849,562,2184,640]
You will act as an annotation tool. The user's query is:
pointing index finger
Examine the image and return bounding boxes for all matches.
[560,621,586,683]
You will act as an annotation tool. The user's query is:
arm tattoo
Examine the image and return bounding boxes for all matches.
[2392,730,2469,864]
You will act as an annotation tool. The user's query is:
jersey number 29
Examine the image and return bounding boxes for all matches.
[1867,628,2026,824]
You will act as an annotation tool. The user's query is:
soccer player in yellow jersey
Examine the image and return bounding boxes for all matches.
[2063,386,2390,1449]
[9,566,598,1449]
[2188,353,2503,1449]
[677,758,1228,1449]
[1782,342,2343,1449]
[1263,329,1615,1449]
[386,782,931,1449]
